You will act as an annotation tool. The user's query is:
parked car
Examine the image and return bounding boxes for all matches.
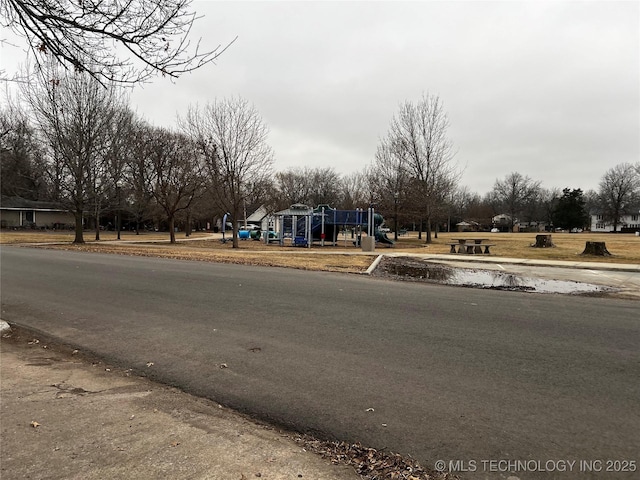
[239,223,260,231]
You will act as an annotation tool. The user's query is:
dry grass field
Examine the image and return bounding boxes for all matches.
[397,231,640,264]
[1,230,639,273]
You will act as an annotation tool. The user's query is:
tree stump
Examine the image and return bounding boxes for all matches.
[581,241,611,256]
[532,234,554,248]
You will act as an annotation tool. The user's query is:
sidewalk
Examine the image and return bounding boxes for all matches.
[0,322,359,480]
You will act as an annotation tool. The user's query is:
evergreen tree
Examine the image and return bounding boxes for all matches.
[552,188,589,231]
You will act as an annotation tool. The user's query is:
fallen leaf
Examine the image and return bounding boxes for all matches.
[366,408,375,412]
[170,441,180,447]
[30,421,40,428]
[146,362,154,367]
[219,363,228,369]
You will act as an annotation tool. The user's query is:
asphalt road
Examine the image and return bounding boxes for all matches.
[1,247,639,479]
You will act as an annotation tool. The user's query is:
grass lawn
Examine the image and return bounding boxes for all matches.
[1,229,638,272]
[394,231,640,264]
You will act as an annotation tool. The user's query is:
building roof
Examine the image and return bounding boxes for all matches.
[0,196,68,212]
[246,205,269,222]
[274,204,313,216]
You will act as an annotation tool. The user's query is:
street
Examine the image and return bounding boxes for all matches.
[1,246,638,478]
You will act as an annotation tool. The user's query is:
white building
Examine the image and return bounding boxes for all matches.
[590,213,640,233]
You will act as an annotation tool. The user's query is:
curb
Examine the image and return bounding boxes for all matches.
[366,255,384,275]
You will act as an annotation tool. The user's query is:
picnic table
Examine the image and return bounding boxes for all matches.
[447,238,495,254]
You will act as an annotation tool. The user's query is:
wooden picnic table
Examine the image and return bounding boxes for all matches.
[448,238,494,254]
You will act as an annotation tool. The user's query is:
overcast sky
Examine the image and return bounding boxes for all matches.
[3,1,639,196]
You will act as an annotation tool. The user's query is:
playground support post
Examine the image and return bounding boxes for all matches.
[394,191,399,241]
[368,207,374,237]
[321,206,325,247]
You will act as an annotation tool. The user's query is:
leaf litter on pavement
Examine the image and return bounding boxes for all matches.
[294,435,457,480]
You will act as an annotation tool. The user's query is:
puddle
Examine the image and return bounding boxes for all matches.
[376,258,615,295]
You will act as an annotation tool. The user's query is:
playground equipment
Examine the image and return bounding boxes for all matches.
[271,204,394,248]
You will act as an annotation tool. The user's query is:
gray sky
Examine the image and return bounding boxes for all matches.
[3,1,639,196]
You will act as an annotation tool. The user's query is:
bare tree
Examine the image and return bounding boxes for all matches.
[446,186,481,231]
[272,169,311,210]
[146,127,204,243]
[124,121,156,235]
[369,138,410,239]
[337,171,369,210]
[539,187,562,229]
[1,0,234,85]
[271,166,341,210]
[383,94,459,243]
[21,62,121,242]
[492,172,542,230]
[464,191,494,229]
[181,97,274,248]
[597,163,640,232]
[307,167,341,207]
[0,103,48,200]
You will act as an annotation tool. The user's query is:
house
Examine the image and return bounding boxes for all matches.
[590,213,640,233]
[455,220,481,232]
[491,214,515,232]
[491,214,548,232]
[242,204,272,231]
[0,196,75,229]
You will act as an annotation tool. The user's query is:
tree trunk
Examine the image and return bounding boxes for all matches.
[168,215,176,244]
[532,234,554,248]
[581,241,611,256]
[185,211,192,237]
[232,207,240,248]
[94,201,101,240]
[73,211,84,244]
[94,211,100,241]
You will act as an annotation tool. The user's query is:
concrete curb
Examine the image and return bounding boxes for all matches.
[365,254,384,275]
